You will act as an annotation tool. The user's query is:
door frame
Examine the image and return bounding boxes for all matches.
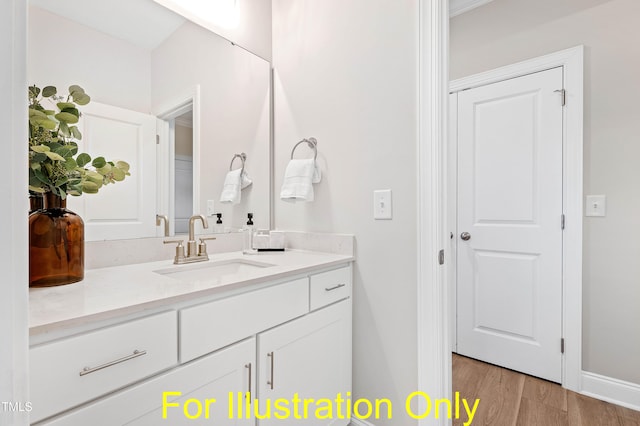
[448,46,584,391]
[154,85,201,237]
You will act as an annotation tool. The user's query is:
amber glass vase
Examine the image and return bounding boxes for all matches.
[29,192,84,287]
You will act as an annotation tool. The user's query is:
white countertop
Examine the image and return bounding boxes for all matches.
[29,249,353,336]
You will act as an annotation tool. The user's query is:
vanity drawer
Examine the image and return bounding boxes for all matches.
[180,278,309,362]
[30,311,177,423]
[309,266,352,311]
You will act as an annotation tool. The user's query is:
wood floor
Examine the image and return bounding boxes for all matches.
[452,354,640,426]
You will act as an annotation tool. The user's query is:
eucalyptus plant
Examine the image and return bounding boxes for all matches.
[28,84,130,199]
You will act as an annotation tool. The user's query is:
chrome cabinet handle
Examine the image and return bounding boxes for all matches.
[267,352,274,390]
[79,349,147,377]
[460,232,471,241]
[245,363,252,398]
[325,283,346,292]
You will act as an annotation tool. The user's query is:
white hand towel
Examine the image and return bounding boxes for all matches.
[220,169,253,205]
[280,159,321,202]
[241,170,253,189]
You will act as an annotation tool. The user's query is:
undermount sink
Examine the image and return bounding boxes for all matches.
[153,258,275,281]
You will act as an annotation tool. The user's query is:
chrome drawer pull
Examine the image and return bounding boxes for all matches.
[245,363,252,398]
[79,349,147,377]
[267,352,274,390]
[325,283,346,292]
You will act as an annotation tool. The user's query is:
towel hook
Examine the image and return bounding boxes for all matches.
[290,137,318,161]
[229,153,247,174]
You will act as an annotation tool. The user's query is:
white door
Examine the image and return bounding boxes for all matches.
[455,67,564,382]
[67,102,157,241]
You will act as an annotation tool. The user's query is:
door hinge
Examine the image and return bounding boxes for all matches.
[561,214,565,230]
[156,135,160,145]
[555,89,566,106]
[438,249,445,265]
[561,338,565,354]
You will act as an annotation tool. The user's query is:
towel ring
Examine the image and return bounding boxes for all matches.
[229,153,247,174]
[290,137,318,161]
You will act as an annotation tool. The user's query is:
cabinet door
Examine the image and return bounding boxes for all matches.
[41,339,255,426]
[257,300,351,426]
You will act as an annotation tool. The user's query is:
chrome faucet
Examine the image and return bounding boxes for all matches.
[163,214,216,264]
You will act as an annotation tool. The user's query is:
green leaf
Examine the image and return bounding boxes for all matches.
[68,143,79,156]
[70,126,82,140]
[55,112,79,124]
[111,167,126,181]
[29,109,57,130]
[96,164,112,175]
[76,153,91,167]
[44,151,66,162]
[42,86,57,97]
[85,170,103,185]
[68,85,85,95]
[73,93,91,106]
[30,152,47,163]
[54,145,72,157]
[29,185,46,193]
[54,176,69,187]
[63,157,78,171]
[81,181,100,194]
[116,161,130,173]
[57,102,76,110]
[28,169,42,187]
[29,85,41,98]
[48,142,62,152]
[33,168,52,185]
[58,188,67,200]
[92,156,107,168]
[58,121,70,138]
[31,145,51,153]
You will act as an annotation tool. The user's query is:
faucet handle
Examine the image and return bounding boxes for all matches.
[163,239,186,264]
[197,236,216,258]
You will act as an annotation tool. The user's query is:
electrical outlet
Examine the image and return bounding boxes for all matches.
[206,200,215,216]
[373,190,392,220]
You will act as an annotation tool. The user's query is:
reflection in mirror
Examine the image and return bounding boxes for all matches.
[27,0,271,241]
[174,110,194,234]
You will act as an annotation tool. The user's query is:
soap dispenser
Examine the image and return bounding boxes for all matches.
[214,213,223,233]
[243,213,257,254]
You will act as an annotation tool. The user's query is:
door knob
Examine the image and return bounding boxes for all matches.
[460,232,471,241]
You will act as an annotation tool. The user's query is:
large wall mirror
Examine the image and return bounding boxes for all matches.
[27,0,271,241]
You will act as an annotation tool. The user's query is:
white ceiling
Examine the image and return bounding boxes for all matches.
[28,0,186,50]
[450,0,496,17]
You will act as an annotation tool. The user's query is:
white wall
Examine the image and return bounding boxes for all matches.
[203,0,272,61]
[451,0,640,385]
[151,22,271,231]
[272,1,419,424]
[28,6,151,113]
[0,0,29,423]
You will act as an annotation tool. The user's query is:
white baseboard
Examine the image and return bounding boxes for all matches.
[581,371,640,411]
[350,419,376,426]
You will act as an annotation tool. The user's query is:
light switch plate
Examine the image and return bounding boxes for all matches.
[585,195,606,217]
[206,200,215,216]
[374,190,392,220]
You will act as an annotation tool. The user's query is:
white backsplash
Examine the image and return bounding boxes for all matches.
[86,231,355,269]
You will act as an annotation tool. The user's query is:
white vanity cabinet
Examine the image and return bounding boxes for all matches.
[31,263,352,426]
[257,300,351,426]
[41,338,256,426]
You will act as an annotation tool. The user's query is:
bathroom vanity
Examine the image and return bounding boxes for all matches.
[29,248,353,425]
